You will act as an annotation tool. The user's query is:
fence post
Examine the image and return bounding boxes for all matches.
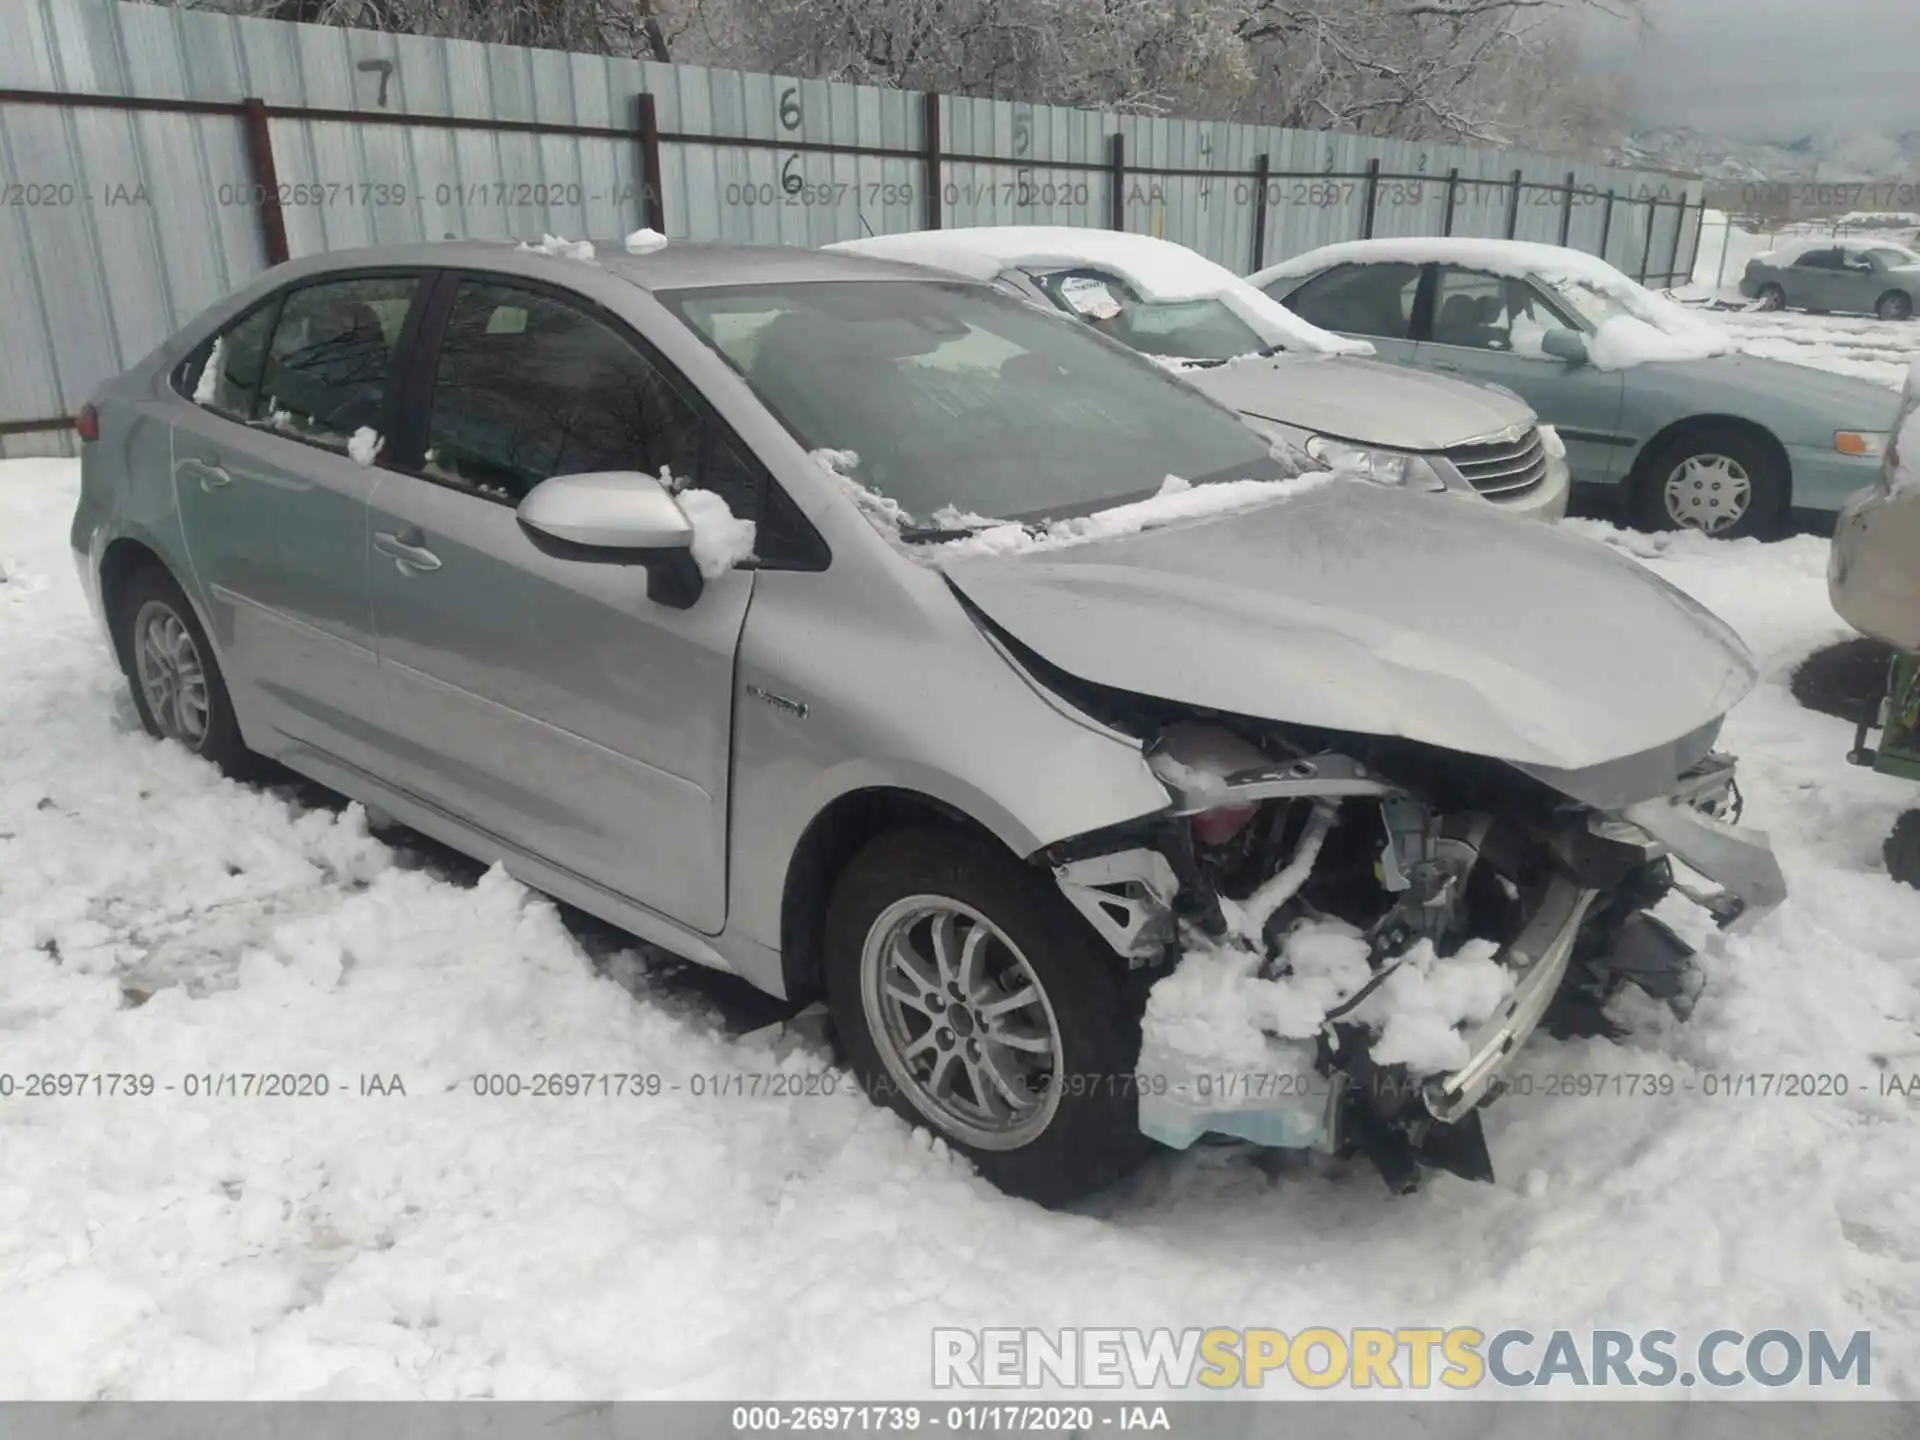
[1598,188,1616,264]
[633,92,667,233]
[1663,196,1692,289]
[1504,168,1523,239]
[1441,168,1459,236]
[1359,157,1381,240]
[1108,131,1126,230]
[240,97,289,266]
[1638,196,1659,283]
[1558,170,1576,247]
[1250,152,1270,271]
[922,92,942,230]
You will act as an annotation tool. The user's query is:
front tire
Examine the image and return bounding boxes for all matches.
[1877,291,1914,322]
[1631,425,1787,540]
[823,827,1151,1206]
[1755,283,1785,311]
[115,563,258,778]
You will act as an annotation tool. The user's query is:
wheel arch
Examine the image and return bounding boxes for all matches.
[97,536,175,674]
[777,785,1022,1003]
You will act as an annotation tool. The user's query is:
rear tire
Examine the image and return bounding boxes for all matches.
[1630,425,1787,540]
[114,563,259,779]
[822,827,1151,1206]
[1888,812,1920,890]
[1877,291,1914,322]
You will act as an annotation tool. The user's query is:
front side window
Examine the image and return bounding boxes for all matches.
[1430,266,1581,355]
[422,280,709,504]
[660,278,1288,529]
[1278,263,1421,340]
[256,275,418,450]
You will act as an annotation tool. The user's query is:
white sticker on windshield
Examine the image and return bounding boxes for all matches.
[1058,275,1122,320]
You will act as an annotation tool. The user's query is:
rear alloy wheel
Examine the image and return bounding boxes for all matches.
[823,828,1150,1205]
[1755,283,1785,311]
[116,564,258,777]
[1877,291,1914,322]
[1632,426,1786,540]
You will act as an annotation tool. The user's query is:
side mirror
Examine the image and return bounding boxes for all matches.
[517,470,704,608]
[1541,328,1590,366]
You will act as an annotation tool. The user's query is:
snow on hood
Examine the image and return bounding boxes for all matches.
[944,477,1756,775]
[1253,237,1736,371]
[828,227,1372,358]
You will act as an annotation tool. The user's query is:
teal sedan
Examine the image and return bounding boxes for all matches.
[1252,238,1901,538]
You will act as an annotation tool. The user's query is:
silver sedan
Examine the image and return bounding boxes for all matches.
[72,239,1782,1204]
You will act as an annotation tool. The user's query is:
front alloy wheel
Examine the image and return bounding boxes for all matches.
[861,897,1065,1150]
[1662,452,1753,535]
[823,828,1151,1205]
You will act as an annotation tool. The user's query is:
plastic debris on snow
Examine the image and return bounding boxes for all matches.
[676,488,758,579]
[518,234,596,261]
[346,427,384,468]
[1144,916,1514,1079]
[624,228,669,254]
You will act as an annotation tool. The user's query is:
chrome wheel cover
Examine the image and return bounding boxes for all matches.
[859,896,1064,1150]
[1662,453,1752,535]
[133,600,211,748]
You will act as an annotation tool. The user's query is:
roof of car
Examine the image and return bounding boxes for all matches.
[827,226,1243,299]
[1250,237,1633,290]
[266,237,958,291]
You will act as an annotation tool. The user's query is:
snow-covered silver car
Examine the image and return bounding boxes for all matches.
[71,239,1782,1206]
[830,228,1569,523]
[1741,241,1920,321]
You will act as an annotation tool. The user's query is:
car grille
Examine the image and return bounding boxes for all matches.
[1444,427,1549,500]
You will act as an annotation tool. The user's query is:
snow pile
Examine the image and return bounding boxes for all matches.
[675,487,757,578]
[1145,919,1512,1079]
[1347,937,1511,1073]
[624,228,669,254]
[921,471,1340,563]
[1537,423,1567,461]
[810,448,916,534]
[346,427,383,468]
[518,234,595,261]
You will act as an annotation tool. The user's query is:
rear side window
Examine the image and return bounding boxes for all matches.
[1793,249,1838,270]
[182,302,276,419]
[422,280,711,504]
[1278,262,1422,340]
[257,276,419,451]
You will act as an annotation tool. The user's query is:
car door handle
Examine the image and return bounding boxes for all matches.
[373,530,442,574]
[177,458,232,491]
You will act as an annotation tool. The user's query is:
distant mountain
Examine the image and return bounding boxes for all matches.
[1609,125,1920,186]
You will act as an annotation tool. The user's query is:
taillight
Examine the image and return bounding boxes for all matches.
[75,404,100,443]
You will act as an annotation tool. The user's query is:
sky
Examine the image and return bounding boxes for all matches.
[1582,0,1920,140]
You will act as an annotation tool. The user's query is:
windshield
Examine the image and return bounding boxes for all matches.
[659,279,1288,529]
[1541,275,1639,331]
[1867,247,1920,268]
[1029,270,1268,362]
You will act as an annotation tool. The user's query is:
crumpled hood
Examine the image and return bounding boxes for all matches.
[944,480,1756,773]
[1181,354,1535,453]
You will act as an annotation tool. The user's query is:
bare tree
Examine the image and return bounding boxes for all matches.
[185,0,1639,155]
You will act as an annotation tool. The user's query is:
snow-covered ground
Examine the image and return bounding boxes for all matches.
[4,430,1920,1398]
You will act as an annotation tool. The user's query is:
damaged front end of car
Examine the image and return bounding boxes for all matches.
[1048,715,1785,1195]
